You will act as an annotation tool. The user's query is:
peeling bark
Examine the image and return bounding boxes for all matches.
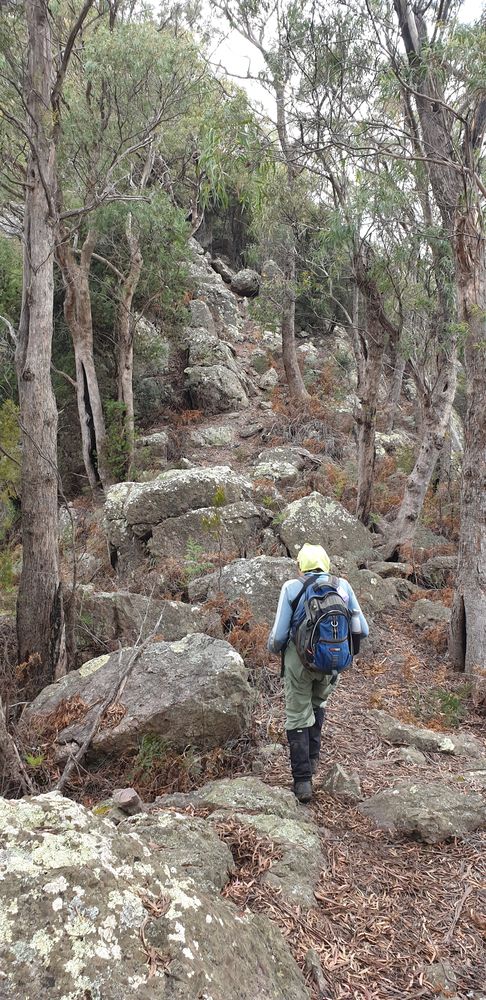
[15,0,66,694]
[116,215,143,475]
[354,253,396,525]
[355,305,386,525]
[450,248,486,673]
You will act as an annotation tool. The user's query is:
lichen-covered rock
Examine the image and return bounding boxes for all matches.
[253,459,301,483]
[258,367,279,390]
[394,746,428,766]
[230,268,260,297]
[159,775,299,817]
[156,777,324,909]
[320,763,362,803]
[368,560,413,580]
[375,430,413,458]
[410,599,451,628]
[210,256,235,284]
[189,425,235,447]
[148,501,267,561]
[135,430,169,465]
[188,555,295,624]
[261,329,281,352]
[370,710,485,758]
[76,587,222,651]
[257,445,319,472]
[184,327,241,374]
[26,634,253,756]
[127,810,235,892]
[250,348,272,373]
[359,779,486,843]
[185,364,249,413]
[188,298,216,333]
[116,466,251,531]
[0,792,309,1000]
[187,244,243,332]
[338,564,399,616]
[419,554,457,589]
[277,492,374,561]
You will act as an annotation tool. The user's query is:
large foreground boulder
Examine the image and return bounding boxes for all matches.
[359,779,486,843]
[26,634,253,756]
[277,492,374,561]
[0,792,308,1000]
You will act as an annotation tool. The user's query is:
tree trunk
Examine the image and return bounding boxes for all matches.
[116,217,143,476]
[355,306,386,525]
[380,351,457,558]
[385,353,406,433]
[354,255,394,525]
[450,247,486,673]
[56,232,111,491]
[281,246,309,400]
[15,0,66,695]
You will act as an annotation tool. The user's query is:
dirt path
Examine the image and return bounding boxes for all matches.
[251,615,486,1000]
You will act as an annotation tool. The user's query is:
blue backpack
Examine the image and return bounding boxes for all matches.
[290,573,353,677]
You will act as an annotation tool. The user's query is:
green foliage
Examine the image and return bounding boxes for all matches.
[24,752,45,769]
[201,487,226,535]
[105,400,129,481]
[0,550,15,596]
[0,236,21,326]
[0,237,21,403]
[395,444,416,475]
[412,684,471,729]
[133,733,171,774]
[183,538,212,581]
[0,399,20,539]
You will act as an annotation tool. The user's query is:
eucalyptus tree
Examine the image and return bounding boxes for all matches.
[386,0,486,672]
[0,0,97,693]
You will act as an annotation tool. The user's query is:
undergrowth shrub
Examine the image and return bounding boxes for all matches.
[410,683,471,729]
[105,400,130,481]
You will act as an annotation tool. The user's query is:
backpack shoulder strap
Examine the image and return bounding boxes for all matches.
[289,573,321,615]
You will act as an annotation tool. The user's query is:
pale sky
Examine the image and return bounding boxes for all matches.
[209,0,485,120]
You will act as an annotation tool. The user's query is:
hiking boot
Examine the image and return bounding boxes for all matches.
[287,727,312,798]
[293,779,313,803]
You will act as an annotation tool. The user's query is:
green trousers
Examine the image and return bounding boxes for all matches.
[283,641,338,730]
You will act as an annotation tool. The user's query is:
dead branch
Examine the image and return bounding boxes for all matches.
[0,695,37,797]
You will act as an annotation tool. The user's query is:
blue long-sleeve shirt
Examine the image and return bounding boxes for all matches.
[267,572,369,653]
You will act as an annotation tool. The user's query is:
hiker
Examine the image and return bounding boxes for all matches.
[268,543,369,803]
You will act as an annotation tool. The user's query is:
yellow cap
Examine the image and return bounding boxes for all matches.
[297,543,330,574]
